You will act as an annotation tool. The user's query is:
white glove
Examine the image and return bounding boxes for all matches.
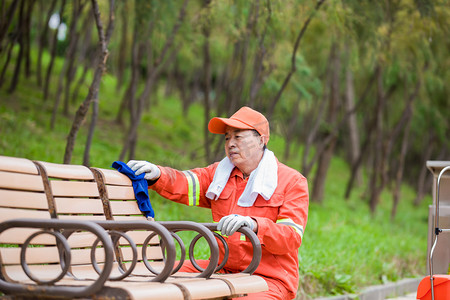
[127,160,161,181]
[217,214,255,236]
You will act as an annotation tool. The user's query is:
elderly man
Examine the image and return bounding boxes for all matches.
[127,106,309,300]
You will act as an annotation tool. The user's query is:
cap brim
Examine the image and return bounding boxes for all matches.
[208,117,254,134]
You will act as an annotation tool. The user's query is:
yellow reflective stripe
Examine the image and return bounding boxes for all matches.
[240,233,246,241]
[276,218,304,239]
[183,170,200,206]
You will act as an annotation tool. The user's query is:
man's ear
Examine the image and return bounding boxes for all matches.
[260,135,266,147]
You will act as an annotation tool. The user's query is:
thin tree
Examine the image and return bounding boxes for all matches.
[202,0,212,163]
[311,41,341,203]
[7,0,25,94]
[119,0,189,161]
[43,0,66,101]
[64,0,115,165]
[36,0,57,87]
[267,0,326,120]
[51,0,86,129]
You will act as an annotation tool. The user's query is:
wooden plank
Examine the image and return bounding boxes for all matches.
[113,215,147,221]
[168,277,232,299]
[120,245,164,261]
[54,197,104,214]
[50,181,99,197]
[2,265,69,282]
[0,156,38,175]
[38,161,94,180]
[119,230,160,245]
[0,171,44,192]
[0,190,48,209]
[66,231,99,248]
[71,248,106,265]
[105,281,184,300]
[1,246,60,264]
[109,200,142,215]
[93,168,132,186]
[0,207,50,222]
[57,215,107,221]
[106,185,135,200]
[212,273,269,295]
[0,228,54,244]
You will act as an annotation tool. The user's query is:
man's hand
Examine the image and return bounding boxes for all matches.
[217,214,256,236]
[127,160,161,181]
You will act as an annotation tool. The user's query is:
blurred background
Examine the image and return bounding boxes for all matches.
[0,0,449,298]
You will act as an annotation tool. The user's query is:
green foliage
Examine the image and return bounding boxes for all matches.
[0,58,429,298]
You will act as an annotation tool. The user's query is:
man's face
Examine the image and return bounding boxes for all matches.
[224,127,264,171]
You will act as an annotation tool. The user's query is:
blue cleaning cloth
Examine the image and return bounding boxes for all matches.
[111,161,155,218]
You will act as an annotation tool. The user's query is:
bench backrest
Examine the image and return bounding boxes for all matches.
[0,156,163,283]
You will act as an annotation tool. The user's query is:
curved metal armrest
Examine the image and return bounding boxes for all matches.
[93,220,176,282]
[202,223,262,274]
[158,221,219,278]
[0,218,113,298]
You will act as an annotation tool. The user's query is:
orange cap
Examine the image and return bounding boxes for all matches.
[208,106,270,144]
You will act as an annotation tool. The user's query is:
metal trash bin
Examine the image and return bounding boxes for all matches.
[426,161,450,275]
[417,164,450,300]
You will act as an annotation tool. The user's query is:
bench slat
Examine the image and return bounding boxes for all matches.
[121,245,164,261]
[168,277,232,299]
[0,171,44,192]
[1,247,60,264]
[37,161,94,180]
[0,190,48,209]
[0,156,38,175]
[0,207,50,222]
[50,181,99,197]
[54,197,104,214]
[106,185,135,200]
[93,168,132,186]
[109,201,142,215]
[101,281,184,300]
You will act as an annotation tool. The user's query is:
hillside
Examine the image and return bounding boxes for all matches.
[0,69,431,298]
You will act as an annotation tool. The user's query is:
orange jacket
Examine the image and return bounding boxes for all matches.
[150,160,309,299]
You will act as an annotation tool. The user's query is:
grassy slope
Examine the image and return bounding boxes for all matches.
[0,56,431,298]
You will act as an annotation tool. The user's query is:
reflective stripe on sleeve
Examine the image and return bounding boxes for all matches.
[183,170,200,206]
[276,218,304,239]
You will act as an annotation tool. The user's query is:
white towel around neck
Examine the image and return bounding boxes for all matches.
[206,149,278,207]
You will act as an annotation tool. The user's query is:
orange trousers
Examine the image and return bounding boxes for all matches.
[179,260,290,300]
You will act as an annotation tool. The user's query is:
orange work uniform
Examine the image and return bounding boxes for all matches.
[149,160,309,299]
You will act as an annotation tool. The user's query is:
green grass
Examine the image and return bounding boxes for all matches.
[0,51,430,298]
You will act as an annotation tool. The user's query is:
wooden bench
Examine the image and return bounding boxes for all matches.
[0,155,268,299]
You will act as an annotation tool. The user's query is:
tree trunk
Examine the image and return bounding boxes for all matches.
[414,132,435,206]
[36,0,57,86]
[202,0,212,163]
[115,0,128,92]
[7,0,25,94]
[368,67,386,214]
[249,0,272,107]
[311,42,340,203]
[64,1,90,116]
[391,115,411,220]
[120,0,189,161]
[344,65,380,199]
[23,0,35,78]
[344,60,361,185]
[283,101,299,161]
[267,0,326,120]
[43,0,66,101]
[0,0,19,51]
[0,33,17,88]
[64,0,115,164]
[51,0,85,128]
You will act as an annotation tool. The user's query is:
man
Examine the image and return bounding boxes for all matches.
[127,106,309,299]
